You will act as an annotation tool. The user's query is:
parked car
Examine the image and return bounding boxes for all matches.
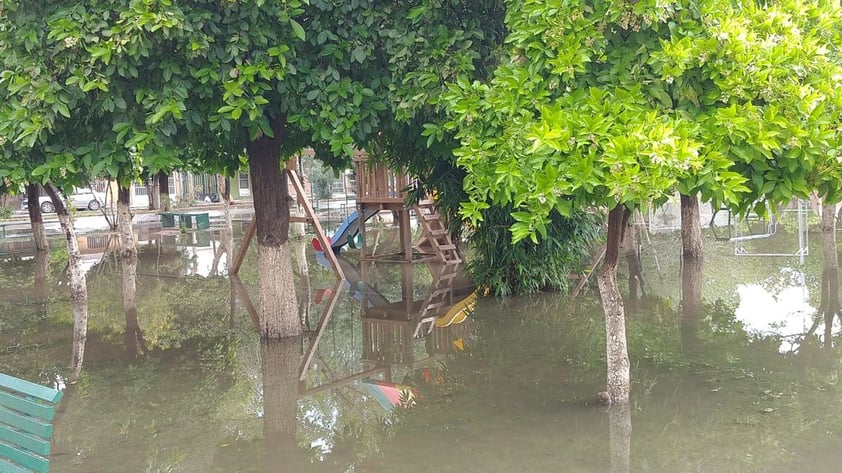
[20,187,106,213]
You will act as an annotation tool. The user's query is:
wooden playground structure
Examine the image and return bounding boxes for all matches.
[353,153,461,265]
[231,152,462,280]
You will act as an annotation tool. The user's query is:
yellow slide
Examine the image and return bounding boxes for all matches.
[435,291,478,328]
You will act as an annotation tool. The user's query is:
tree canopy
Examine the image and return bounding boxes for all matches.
[445,0,842,243]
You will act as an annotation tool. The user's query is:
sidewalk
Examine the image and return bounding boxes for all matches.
[0,201,256,239]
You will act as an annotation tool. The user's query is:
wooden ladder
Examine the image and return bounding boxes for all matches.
[413,263,460,338]
[413,200,462,264]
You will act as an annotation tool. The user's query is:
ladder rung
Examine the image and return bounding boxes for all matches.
[438,244,456,250]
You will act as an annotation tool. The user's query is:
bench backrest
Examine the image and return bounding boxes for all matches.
[0,373,63,473]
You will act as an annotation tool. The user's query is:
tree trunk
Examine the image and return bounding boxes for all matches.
[26,183,49,252]
[117,185,142,356]
[260,337,303,470]
[159,172,171,211]
[680,193,703,259]
[34,249,49,320]
[44,183,88,382]
[185,173,195,205]
[597,206,631,404]
[623,221,644,303]
[149,173,161,210]
[247,114,301,338]
[118,186,136,261]
[680,255,704,353]
[819,204,839,350]
[608,403,632,473]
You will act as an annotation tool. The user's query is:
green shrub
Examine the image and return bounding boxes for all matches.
[0,206,12,220]
[467,205,603,296]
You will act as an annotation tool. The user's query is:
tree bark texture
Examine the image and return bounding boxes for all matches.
[819,204,840,349]
[597,206,631,404]
[26,183,49,252]
[680,255,704,353]
[247,114,301,338]
[159,172,171,211]
[680,193,703,259]
[149,173,161,210]
[44,183,88,382]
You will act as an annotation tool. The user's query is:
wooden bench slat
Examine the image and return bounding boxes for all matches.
[0,376,61,405]
[0,425,50,456]
[0,456,31,473]
[0,440,48,473]
[0,374,60,473]
[0,408,52,439]
[0,394,53,422]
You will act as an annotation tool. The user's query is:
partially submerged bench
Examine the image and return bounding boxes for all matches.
[0,372,63,473]
[158,211,210,230]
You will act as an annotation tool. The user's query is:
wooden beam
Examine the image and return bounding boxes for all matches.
[230,218,256,276]
[298,280,344,381]
[287,167,345,281]
[230,275,260,331]
[298,367,386,397]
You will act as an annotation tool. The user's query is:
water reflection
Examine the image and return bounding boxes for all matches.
[734,267,818,353]
[4,225,842,472]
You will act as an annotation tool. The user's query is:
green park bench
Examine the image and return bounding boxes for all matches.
[158,211,210,230]
[0,372,63,473]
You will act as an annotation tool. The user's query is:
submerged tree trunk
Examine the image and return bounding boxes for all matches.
[159,172,171,211]
[247,114,300,338]
[44,183,88,382]
[123,257,146,358]
[260,337,304,470]
[819,204,839,350]
[680,255,704,353]
[118,186,142,356]
[26,183,49,252]
[680,193,703,259]
[597,206,631,404]
[608,403,632,473]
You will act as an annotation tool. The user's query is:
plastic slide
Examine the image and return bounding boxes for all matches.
[329,208,380,252]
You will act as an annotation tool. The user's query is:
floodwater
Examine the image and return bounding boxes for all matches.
[2,210,842,473]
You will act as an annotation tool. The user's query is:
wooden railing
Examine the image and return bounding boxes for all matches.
[353,154,413,204]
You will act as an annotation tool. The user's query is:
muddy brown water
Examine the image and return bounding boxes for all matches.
[1,216,841,472]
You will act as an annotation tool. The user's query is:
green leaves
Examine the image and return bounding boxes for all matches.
[290,19,306,41]
[444,0,842,245]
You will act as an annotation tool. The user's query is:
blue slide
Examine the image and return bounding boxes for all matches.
[330,208,380,252]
